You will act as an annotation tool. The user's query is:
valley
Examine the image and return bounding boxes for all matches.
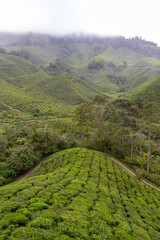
[0,33,160,239]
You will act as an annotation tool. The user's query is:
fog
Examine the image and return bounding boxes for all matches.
[0,0,160,45]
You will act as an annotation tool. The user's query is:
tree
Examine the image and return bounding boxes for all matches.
[104,99,130,147]
[143,92,158,172]
[130,131,137,159]
[90,95,106,143]
[0,133,8,155]
[8,145,38,174]
[136,132,146,160]
[0,175,5,186]
[103,98,141,157]
[72,103,95,142]
[88,60,104,70]
[31,128,60,156]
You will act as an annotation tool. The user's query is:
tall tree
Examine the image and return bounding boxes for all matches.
[72,102,95,141]
[90,95,106,143]
[143,92,158,172]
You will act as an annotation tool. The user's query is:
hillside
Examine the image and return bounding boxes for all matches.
[0,46,101,117]
[0,69,99,117]
[1,33,160,95]
[0,33,160,190]
[129,76,160,106]
[0,78,76,117]
[1,34,160,118]
[0,148,159,240]
[0,52,35,81]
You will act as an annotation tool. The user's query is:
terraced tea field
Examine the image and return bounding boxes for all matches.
[0,72,98,117]
[0,148,159,240]
[0,90,75,116]
[46,118,75,133]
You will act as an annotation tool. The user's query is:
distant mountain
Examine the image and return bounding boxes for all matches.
[0,33,160,113]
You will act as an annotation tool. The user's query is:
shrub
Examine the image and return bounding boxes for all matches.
[31,129,60,156]
[8,145,38,174]
[10,227,55,240]
[0,133,8,154]
[29,217,53,229]
[0,213,28,230]
[29,202,49,211]
[135,168,144,180]
[0,175,5,186]
[1,201,20,213]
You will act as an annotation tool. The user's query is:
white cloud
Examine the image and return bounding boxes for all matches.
[0,0,159,44]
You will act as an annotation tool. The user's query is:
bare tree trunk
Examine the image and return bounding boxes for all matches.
[81,128,83,142]
[147,127,151,172]
[86,121,89,142]
[98,118,101,143]
[121,121,124,145]
[140,138,142,160]
[131,140,133,158]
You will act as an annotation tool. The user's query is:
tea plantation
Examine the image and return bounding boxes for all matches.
[0,148,159,240]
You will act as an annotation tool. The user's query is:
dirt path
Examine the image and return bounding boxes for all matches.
[110,156,136,177]
[142,179,160,192]
[15,151,160,192]
[109,155,160,192]
[0,99,21,113]
[15,157,48,182]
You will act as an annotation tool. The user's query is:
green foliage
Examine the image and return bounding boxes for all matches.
[29,202,49,212]
[137,169,160,186]
[0,134,8,155]
[130,77,160,107]
[0,148,159,239]
[46,118,75,133]
[0,213,28,229]
[8,145,38,174]
[29,217,53,229]
[135,168,145,180]
[10,227,55,240]
[137,152,148,167]
[0,122,76,184]
[73,102,95,140]
[40,73,99,105]
[1,34,160,239]
[0,176,5,186]
[31,128,60,156]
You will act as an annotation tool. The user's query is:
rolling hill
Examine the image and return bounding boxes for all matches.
[0,34,160,240]
[0,45,101,117]
[129,76,160,106]
[2,33,160,95]
[0,34,160,117]
[74,46,160,93]
[0,148,159,239]
[0,60,99,117]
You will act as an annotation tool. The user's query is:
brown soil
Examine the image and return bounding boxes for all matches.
[109,155,160,192]
[15,157,48,182]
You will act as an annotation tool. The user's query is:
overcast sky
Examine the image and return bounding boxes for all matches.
[0,0,160,45]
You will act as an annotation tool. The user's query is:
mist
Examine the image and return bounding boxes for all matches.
[0,0,160,45]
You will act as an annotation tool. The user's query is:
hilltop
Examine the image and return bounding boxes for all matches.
[0,148,160,240]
